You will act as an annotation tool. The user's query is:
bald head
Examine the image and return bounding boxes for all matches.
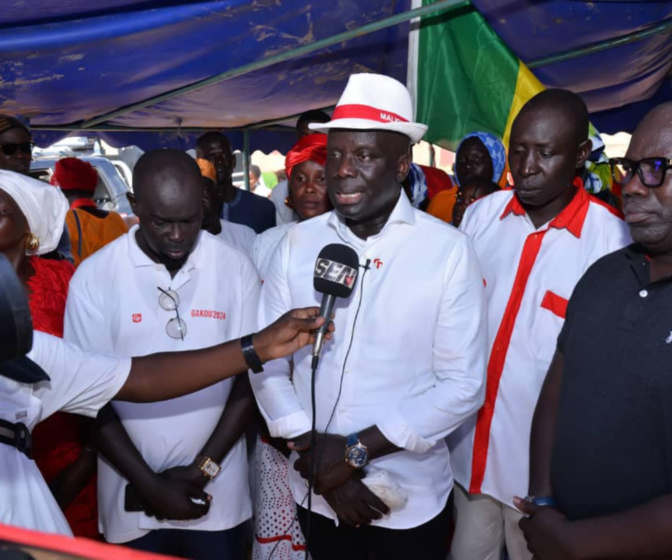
[133,149,202,202]
[130,149,204,273]
[517,88,589,147]
[628,102,672,160]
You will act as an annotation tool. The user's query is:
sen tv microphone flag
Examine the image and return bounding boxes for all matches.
[312,243,359,365]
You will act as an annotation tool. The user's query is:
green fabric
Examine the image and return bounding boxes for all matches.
[416,3,519,150]
[262,171,278,189]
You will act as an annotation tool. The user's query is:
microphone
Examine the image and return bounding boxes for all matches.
[312,243,359,368]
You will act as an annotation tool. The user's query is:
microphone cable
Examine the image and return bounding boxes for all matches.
[303,259,371,559]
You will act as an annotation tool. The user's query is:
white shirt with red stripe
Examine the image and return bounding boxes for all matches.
[448,184,631,508]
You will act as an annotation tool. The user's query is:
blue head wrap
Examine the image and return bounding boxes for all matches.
[456,131,506,186]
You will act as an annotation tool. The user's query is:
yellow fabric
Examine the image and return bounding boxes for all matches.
[66,209,128,268]
[502,64,544,149]
[427,187,458,224]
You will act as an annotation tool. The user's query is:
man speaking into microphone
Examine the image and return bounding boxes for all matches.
[250,73,487,560]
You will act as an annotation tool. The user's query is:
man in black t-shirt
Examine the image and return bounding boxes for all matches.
[517,103,672,559]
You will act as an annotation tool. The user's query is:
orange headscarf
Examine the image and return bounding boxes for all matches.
[196,158,217,182]
[285,134,327,180]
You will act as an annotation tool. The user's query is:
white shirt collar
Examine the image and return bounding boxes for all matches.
[126,224,205,273]
[326,191,416,247]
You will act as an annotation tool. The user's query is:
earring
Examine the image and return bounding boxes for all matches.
[284,196,294,209]
[25,233,39,253]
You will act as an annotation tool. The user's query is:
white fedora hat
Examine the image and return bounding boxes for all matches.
[309,73,428,143]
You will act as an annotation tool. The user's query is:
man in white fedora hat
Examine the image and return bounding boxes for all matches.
[249,72,487,559]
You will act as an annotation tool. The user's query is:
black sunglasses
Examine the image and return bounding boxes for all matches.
[0,142,34,156]
[609,157,672,189]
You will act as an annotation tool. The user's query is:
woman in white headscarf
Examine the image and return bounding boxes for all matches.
[0,169,100,538]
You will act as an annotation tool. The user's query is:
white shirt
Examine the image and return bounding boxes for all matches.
[0,332,130,535]
[64,226,260,543]
[449,187,631,508]
[251,222,293,280]
[251,193,487,529]
[216,219,257,257]
[269,180,299,225]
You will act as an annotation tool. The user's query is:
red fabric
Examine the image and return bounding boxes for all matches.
[50,157,98,193]
[285,133,327,180]
[70,197,98,209]
[331,103,409,123]
[540,290,568,319]
[27,256,101,540]
[420,165,455,199]
[0,522,180,560]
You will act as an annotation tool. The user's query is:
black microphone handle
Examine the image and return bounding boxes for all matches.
[312,293,336,358]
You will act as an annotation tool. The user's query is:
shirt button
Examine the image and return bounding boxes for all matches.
[639,289,648,298]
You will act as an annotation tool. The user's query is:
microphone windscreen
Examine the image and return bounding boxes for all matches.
[313,243,359,298]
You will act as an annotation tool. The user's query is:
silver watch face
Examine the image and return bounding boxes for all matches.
[203,460,221,478]
[347,444,368,468]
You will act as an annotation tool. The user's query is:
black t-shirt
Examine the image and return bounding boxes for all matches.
[552,244,672,520]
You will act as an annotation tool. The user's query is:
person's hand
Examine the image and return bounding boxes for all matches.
[253,308,333,362]
[139,475,212,521]
[160,463,208,490]
[49,447,97,509]
[515,497,578,560]
[323,475,390,527]
[290,432,355,495]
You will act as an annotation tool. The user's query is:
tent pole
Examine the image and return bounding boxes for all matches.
[528,18,672,68]
[78,0,473,129]
[243,129,251,192]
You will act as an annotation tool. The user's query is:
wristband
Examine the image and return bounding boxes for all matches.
[241,334,264,373]
[525,495,556,507]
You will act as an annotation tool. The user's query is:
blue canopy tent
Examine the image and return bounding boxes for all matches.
[0,0,670,153]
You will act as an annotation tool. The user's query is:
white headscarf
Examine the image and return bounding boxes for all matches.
[0,169,69,255]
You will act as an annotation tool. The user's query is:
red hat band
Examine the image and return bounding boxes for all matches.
[331,104,409,124]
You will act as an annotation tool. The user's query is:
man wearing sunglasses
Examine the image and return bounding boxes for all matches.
[519,102,672,559]
[64,149,260,559]
[0,115,33,175]
[0,113,73,263]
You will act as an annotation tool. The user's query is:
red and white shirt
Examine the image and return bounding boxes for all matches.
[449,183,631,508]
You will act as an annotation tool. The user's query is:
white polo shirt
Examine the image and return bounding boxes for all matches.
[251,222,293,280]
[217,219,256,257]
[251,193,487,529]
[64,227,260,544]
[448,185,631,508]
[0,332,130,535]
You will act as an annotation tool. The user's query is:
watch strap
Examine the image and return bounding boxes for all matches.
[241,334,263,373]
[346,433,359,447]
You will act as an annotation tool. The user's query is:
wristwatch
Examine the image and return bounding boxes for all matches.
[345,433,369,469]
[524,495,556,507]
[197,456,222,480]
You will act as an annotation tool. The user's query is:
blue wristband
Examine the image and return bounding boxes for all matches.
[530,496,556,507]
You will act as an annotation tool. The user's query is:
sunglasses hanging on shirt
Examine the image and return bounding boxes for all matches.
[157,287,187,340]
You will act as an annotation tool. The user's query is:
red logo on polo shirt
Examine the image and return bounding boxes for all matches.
[373,258,383,269]
[132,314,142,323]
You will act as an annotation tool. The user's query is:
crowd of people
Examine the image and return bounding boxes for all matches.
[1,69,672,560]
